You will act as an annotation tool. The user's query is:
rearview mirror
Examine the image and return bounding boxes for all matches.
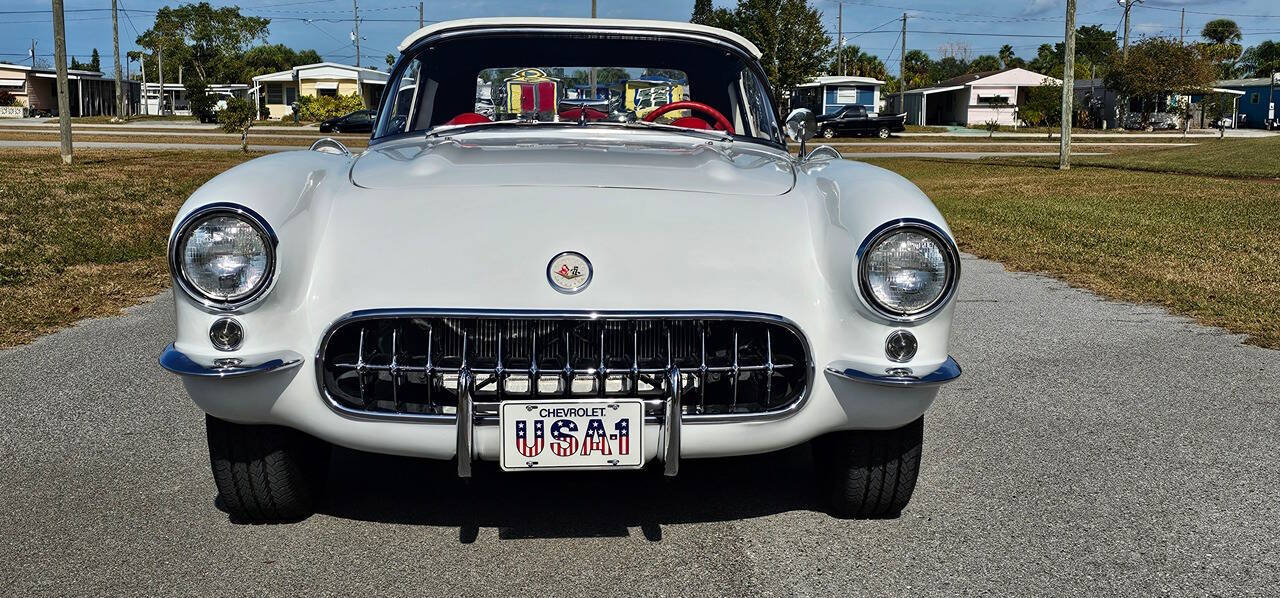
[784,108,817,157]
[784,108,817,142]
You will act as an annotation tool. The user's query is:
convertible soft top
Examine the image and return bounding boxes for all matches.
[396,16,763,58]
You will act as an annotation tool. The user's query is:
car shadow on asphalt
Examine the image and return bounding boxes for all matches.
[318,443,820,542]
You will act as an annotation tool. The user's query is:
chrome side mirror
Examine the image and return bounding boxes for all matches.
[784,108,817,156]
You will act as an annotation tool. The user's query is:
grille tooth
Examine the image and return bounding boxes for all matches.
[319,314,808,419]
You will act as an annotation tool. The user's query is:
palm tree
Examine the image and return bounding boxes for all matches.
[998,44,1015,69]
[1201,19,1244,78]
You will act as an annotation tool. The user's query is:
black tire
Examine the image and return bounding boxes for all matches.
[206,415,329,523]
[877,126,891,139]
[814,416,924,519]
[821,127,836,139]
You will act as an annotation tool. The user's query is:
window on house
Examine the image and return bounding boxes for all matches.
[285,86,297,105]
[317,88,338,97]
[1251,92,1260,104]
[977,94,1010,105]
[265,83,282,104]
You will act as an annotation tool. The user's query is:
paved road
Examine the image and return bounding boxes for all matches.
[1,256,1277,596]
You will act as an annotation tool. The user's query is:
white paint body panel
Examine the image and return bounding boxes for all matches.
[167,126,958,462]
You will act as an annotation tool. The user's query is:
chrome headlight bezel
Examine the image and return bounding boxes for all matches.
[856,219,960,323]
[168,203,278,312]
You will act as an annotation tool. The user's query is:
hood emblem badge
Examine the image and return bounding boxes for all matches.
[547,251,592,294]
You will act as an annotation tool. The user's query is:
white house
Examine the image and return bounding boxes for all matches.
[141,82,249,115]
[791,75,885,116]
[250,62,389,119]
[888,68,1061,127]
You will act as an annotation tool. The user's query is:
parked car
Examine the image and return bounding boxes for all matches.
[816,104,907,138]
[1123,111,1180,131]
[318,109,377,133]
[159,17,963,523]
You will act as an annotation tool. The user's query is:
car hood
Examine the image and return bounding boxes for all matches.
[349,130,796,196]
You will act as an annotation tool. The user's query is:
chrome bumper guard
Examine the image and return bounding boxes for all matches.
[824,356,962,387]
[455,367,684,478]
[159,343,304,378]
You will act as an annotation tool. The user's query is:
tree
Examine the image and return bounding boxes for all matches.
[692,0,831,110]
[1200,19,1244,78]
[1074,25,1117,81]
[1104,37,1217,123]
[218,97,255,151]
[138,2,269,85]
[827,45,887,80]
[185,80,218,122]
[969,54,1001,73]
[240,44,322,81]
[998,45,1016,68]
[930,56,967,81]
[71,49,101,72]
[1027,43,1063,77]
[385,53,395,72]
[901,49,933,89]
[1019,79,1063,135]
[691,0,737,30]
[1239,41,1280,78]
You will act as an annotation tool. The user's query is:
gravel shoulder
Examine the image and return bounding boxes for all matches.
[1,255,1277,595]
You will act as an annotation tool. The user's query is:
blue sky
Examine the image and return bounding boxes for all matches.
[2,0,1277,73]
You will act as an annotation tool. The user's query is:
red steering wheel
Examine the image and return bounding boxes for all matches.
[642,101,734,132]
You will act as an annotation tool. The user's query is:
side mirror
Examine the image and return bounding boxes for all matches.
[784,108,817,156]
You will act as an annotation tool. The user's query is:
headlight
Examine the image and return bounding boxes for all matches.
[171,204,276,309]
[857,221,959,321]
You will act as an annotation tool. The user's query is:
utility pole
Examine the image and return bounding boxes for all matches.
[141,52,147,115]
[898,13,906,115]
[112,0,123,119]
[1060,0,1076,170]
[52,0,73,164]
[352,0,360,67]
[837,3,843,76]
[418,2,423,29]
[1119,0,1141,61]
[30,40,37,68]
[1179,8,1185,44]
[588,0,597,100]
[157,44,164,114]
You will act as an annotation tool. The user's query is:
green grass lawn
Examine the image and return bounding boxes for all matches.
[869,140,1280,347]
[0,149,256,347]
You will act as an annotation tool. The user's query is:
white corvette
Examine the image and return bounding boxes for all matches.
[160,17,962,522]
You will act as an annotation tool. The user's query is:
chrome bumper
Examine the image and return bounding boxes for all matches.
[824,356,962,387]
[158,343,304,378]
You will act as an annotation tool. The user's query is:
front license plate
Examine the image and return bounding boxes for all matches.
[499,399,645,471]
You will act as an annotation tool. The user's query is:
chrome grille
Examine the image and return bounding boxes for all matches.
[317,311,810,421]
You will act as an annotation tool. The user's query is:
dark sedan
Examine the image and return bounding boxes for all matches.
[318,109,376,133]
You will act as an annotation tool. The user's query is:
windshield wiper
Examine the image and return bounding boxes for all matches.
[615,119,734,143]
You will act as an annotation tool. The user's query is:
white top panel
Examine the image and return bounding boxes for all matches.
[396,17,762,58]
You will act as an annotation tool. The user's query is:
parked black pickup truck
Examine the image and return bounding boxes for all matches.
[815,104,907,139]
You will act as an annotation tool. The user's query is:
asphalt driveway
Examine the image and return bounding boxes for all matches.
[1,255,1277,596]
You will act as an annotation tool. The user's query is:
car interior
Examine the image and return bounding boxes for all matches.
[374,33,782,144]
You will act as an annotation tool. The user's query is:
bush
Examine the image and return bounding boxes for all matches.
[0,90,18,107]
[185,82,218,123]
[296,93,366,121]
[218,97,256,152]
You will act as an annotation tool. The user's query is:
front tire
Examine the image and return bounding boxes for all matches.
[814,416,924,519]
[206,415,329,523]
[821,127,835,139]
[877,127,891,139]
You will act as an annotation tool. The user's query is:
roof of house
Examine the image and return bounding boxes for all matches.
[396,17,762,59]
[1215,77,1273,88]
[252,62,389,83]
[794,75,885,88]
[903,67,1060,95]
[0,62,108,78]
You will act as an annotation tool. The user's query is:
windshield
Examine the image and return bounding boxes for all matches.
[374,32,782,145]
